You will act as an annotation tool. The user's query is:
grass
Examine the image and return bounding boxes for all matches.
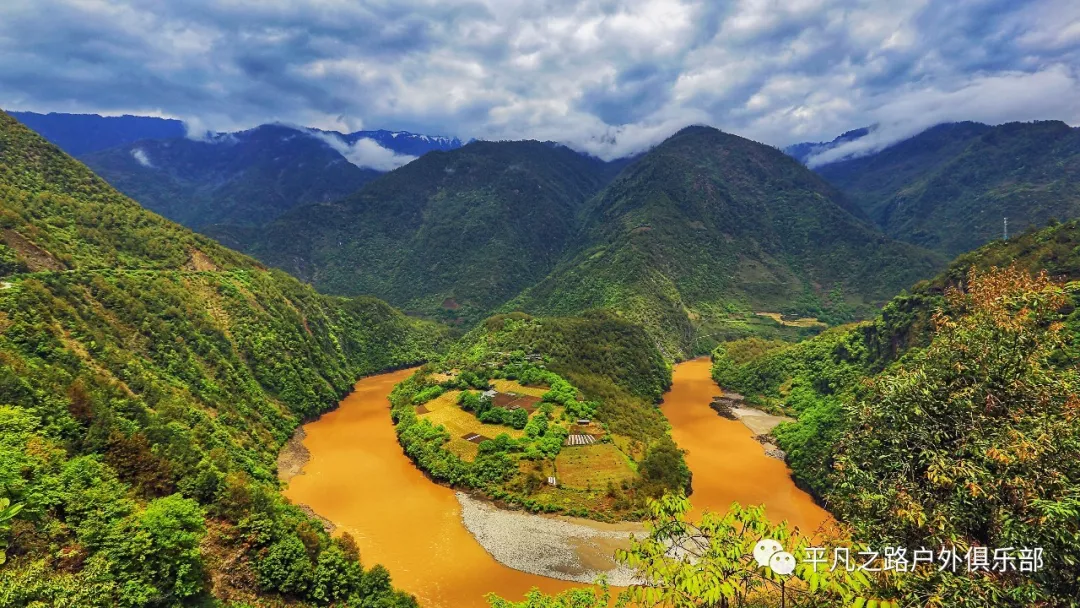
[555,443,636,490]
[447,438,480,462]
[609,433,645,461]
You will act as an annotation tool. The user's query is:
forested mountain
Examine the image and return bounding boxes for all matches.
[510,126,944,358]
[8,111,464,230]
[8,111,187,156]
[814,120,1080,255]
[711,219,1080,605]
[79,124,382,228]
[0,110,445,606]
[240,140,618,324]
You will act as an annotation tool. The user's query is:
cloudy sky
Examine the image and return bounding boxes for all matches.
[1,0,1079,161]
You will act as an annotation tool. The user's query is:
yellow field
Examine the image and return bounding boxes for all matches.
[422,402,525,439]
[491,379,549,397]
[755,312,827,328]
[429,371,457,383]
[419,390,462,413]
[447,438,479,462]
[555,443,636,490]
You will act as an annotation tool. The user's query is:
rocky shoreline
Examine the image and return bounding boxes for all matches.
[710,393,794,460]
[456,492,645,586]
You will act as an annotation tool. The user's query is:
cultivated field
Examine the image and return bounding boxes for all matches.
[418,389,526,462]
[754,311,827,328]
[555,443,636,490]
[491,379,549,397]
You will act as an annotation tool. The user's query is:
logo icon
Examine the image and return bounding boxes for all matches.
[753,539,795,575]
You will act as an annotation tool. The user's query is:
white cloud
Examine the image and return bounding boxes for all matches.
[1,0,1077,161]
[130,147,153,167]
[311,131,417,171]
[806,64,1080,166]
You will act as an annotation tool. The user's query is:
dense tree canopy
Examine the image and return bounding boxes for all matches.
[0,110,446,606]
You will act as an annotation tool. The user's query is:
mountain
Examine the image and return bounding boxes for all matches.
[8,110,187,155]
[0,110,443,606]
[710,219,1080,605]
[8,111,464,229]
[814,121,1080,255]
[237,140,618,324]
[336,128,464,156]
[510,126,945,358]
[784,125,873,165]
[80,124,383,228]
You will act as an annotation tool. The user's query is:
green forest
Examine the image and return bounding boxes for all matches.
[708,222,1080,606]
[0,111,448,606]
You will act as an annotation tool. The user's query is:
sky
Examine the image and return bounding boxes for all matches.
[1,0,1079,163]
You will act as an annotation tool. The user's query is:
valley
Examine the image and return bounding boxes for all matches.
[2,105,1079,607]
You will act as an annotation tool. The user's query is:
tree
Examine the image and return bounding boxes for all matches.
[0,497,23,565]
[831,266,1080,605]
[97,493,207,605]
[638,438,692,497]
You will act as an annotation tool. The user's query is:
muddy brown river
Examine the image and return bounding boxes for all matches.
[283,359,830,607]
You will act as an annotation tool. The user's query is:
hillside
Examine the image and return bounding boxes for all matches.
[710,220,1080,605]
[0,110,445,606]
[243,141,617,323]
[815,121,1080,255]
[9,111,187,156]
[511,126,944,358]
[80,124,383,228]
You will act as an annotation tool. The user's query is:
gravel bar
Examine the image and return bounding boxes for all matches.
[456,492,646,586]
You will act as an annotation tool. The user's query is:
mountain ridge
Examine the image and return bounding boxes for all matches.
[814,120,1080,255]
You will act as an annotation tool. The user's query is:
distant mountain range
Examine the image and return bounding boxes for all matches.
[12,109,1080,356]
[7,111,464,228]
[9,111,187,156]
[808,120,1080,255]
[230,126,943,356]
[223,140,620,323]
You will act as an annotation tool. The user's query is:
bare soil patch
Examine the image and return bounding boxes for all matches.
[277,426,310,483]
[1,229,63,271]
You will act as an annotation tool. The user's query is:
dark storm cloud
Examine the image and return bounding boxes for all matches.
[1,0,1078,160]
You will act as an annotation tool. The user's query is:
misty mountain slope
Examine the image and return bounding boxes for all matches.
[784,126,873,164]
[79,124,382,228]
[815,121,1080,255]
[814,122,992,220]
[243,140,617,322]
[510,126,945,358]
[8,110,187,155]
[337,128,464,155]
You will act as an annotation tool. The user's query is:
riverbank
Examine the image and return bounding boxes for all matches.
[457,492,644,586]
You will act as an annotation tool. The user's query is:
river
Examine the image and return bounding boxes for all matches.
[282,359,830,607]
